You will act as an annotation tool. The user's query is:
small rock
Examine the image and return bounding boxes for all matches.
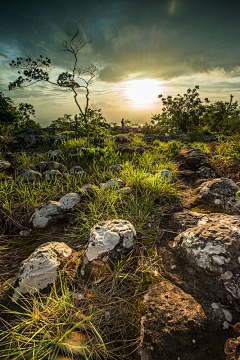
[30,201,64,228]
[109,164,123,172]
[69,166,85,175]
[50,135,66,142]
[16,169,42,182]
[11,242,73,301]
[115,135,133,143]
[47,149,62,157]
[43,169,62,181]
[155,169,173,182]
[59,193,81,210]
[0,160,11,171]
[80,219,136,279]
[115,186,133,195]
[100,178,125,191]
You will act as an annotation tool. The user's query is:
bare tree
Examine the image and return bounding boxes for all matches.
[8,28,97,128]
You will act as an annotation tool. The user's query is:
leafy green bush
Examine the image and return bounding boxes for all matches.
[151,86,240,135]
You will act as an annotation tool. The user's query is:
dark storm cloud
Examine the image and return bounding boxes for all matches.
[1,0,240,88]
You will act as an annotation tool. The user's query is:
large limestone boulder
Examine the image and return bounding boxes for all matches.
[11,242,73,301]
[176,148,213,171]
[80,220,136,279]
[140,282,230,360]
[157,211,240,334]
[173,213,240,308]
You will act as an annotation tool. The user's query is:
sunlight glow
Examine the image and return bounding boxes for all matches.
[125,79,161,107]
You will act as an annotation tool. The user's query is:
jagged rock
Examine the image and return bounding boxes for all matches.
[77,184,100,197]
[139,282,230,360]
[80,219,136,279]
[11,242,73,301]
[16,169,42,182]
[46,149,62,157]
[32,161,67,174]
[30,192,82,228]
[115,186,133,195]
[132,146,145,154]
[197,178,240,212]
[118,145,134,154]
[50,135,66,142]
[158,211,240,319]
[118,145,145,154]
[175,148,216,183]
[109,164,123,172]
[69,166,85,175]
[196,166,216,179]
[155,169,173,182]
[115,135,133,143]
[59,193,81,210]
[30,201,64,228]
[173,214,240,306]
[176,148,212,171]
[70,147,88,156]
[93,136,105,143]
[0,160,11,171]
[43,169,62,181]
[100,178,125,191]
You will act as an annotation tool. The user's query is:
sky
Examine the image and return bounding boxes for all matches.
[1,0,240,127]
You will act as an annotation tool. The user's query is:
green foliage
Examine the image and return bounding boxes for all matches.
[49,108,111,137]
[152,86,240,135]
[202,97,240,134]
[0,92,21,126]
[152,86,207,133]
[0,93,40,134]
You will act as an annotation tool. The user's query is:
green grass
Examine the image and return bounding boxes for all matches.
[0,132,180,359]
[0,137,180,231]
[0,250,164,360]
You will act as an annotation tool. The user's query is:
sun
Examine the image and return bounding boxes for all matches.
[125,79,161,107]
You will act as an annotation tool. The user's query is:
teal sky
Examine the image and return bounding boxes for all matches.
[1,0,240,126]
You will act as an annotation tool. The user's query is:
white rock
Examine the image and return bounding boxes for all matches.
[12,242,73,300]
[59,193,81,210]
[85,220,136,262]
[30,201,63,228]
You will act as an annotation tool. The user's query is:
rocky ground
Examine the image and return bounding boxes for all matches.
[0,132,240,360]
